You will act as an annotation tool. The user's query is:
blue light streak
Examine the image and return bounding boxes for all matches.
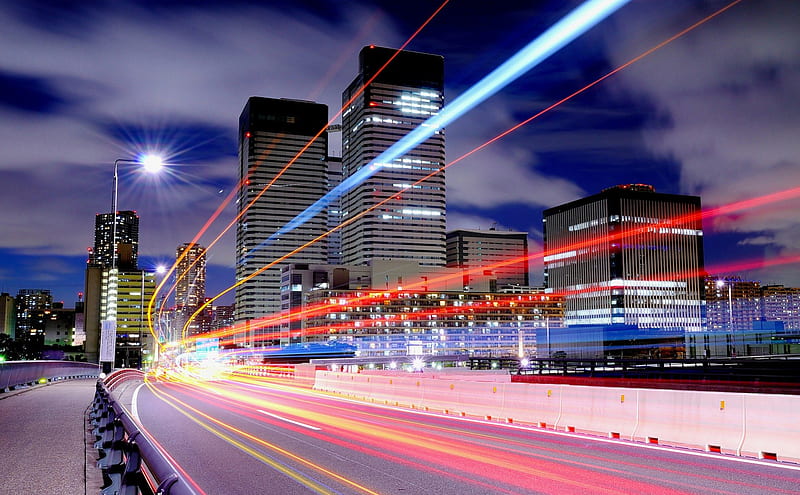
[243,0,630,262]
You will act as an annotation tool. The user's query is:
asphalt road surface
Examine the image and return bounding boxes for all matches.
[133,375,800,495]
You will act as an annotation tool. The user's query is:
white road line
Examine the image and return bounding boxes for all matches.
[257,409,321,431]
[323,394,800,472]
[132,382,146,421]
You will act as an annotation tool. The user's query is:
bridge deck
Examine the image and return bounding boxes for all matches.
[0,378,100,494]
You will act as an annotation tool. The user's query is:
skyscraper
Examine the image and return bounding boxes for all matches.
[543,184,704,331]
[446,229,529,289]
[92,211,139,269]
[340,46,446,267]
[175,242,207,337]
[235,97,329,334]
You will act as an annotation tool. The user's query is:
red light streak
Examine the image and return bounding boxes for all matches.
[145,1,451,341]
[176,0,761,346]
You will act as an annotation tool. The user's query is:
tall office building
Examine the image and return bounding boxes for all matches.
[327,156,344,265]
[235,97,329,335]
[543,184,704,331]
[91,211,139,269]
[175,242,207,337]
[340,46,446,267]
[446,229,529,289]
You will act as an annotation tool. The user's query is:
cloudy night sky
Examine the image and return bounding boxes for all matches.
[0,0,798,306]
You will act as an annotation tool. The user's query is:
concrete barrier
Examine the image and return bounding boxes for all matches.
[555,385,637,438]
[740,393,800,462]
[314,370,800,462]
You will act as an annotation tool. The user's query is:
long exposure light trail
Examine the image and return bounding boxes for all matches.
[148,0,451,343]
[247,0,631,257]
[140,372,800,494]
[146,376,383,495]
[179,0,749,343]
[151,377,663,494]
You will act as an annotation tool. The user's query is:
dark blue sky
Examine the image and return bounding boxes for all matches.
[1,0,798,305]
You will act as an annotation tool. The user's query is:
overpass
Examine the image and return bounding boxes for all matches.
[3,360,800,494]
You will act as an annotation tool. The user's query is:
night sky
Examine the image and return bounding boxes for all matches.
[1,0,798,306]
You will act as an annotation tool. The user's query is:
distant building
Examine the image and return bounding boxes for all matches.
[301,288,563,357]
[235,96,330,343]
[544,184,705,331]
[85,209,142,364]
[175,242,207,337]
[446,229,529,289]
[91,210,140,269]
[14,289,53,340]
[210,303,235,332]
[42,304,76,347]
[0,292,15,338]
[326,155,344,265]
[340,46,446,268]
[277,260,560,356]
[99,269,156,368]
[761,285,800,330]
[705,276,761,331]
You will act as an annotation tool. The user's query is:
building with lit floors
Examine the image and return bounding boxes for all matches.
[14,289,53,341]
[761,285,800,330]
[91,210,139,268]
[543,184,705,332]
[279,260,563,356]
[705,276,762,331]
[99,269,156,368]
[340,46,446,267]
[446,229,529,289]
[175,242,207,337]
[0,292,15,337]
[235,97,330,345]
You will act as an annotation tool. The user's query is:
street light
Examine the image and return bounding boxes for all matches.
[111,154,164,268]
[716,278,735,356]
[101,154,164,372]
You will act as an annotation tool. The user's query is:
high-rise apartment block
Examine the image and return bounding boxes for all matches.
[340,46,446,267]
[91,210,139,269]
[544,184,704,331]
[446,229,529,289]
[235,97,330,332]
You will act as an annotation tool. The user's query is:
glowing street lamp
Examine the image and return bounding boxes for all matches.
[111,154,164,268]
[101,154,164,373]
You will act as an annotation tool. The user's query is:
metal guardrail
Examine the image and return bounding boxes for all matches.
[0,360,100,392]
[92,372,198,495]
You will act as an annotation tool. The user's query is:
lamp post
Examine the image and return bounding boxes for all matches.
[101,155,164,373]
[716,278,735,357]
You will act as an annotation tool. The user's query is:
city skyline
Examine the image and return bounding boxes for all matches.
[1,0,798,305]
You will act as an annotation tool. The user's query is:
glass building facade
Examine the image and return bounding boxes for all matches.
[340,46,446,267]
[235,97,329,343]
[543,184,705,331]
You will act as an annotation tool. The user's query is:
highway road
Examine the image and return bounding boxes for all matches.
[133,374,800,495]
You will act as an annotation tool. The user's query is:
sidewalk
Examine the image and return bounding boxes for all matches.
[0,379,102,494]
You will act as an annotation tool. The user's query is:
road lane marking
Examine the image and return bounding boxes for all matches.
[257,409,321,430]
[132,382,146,421]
